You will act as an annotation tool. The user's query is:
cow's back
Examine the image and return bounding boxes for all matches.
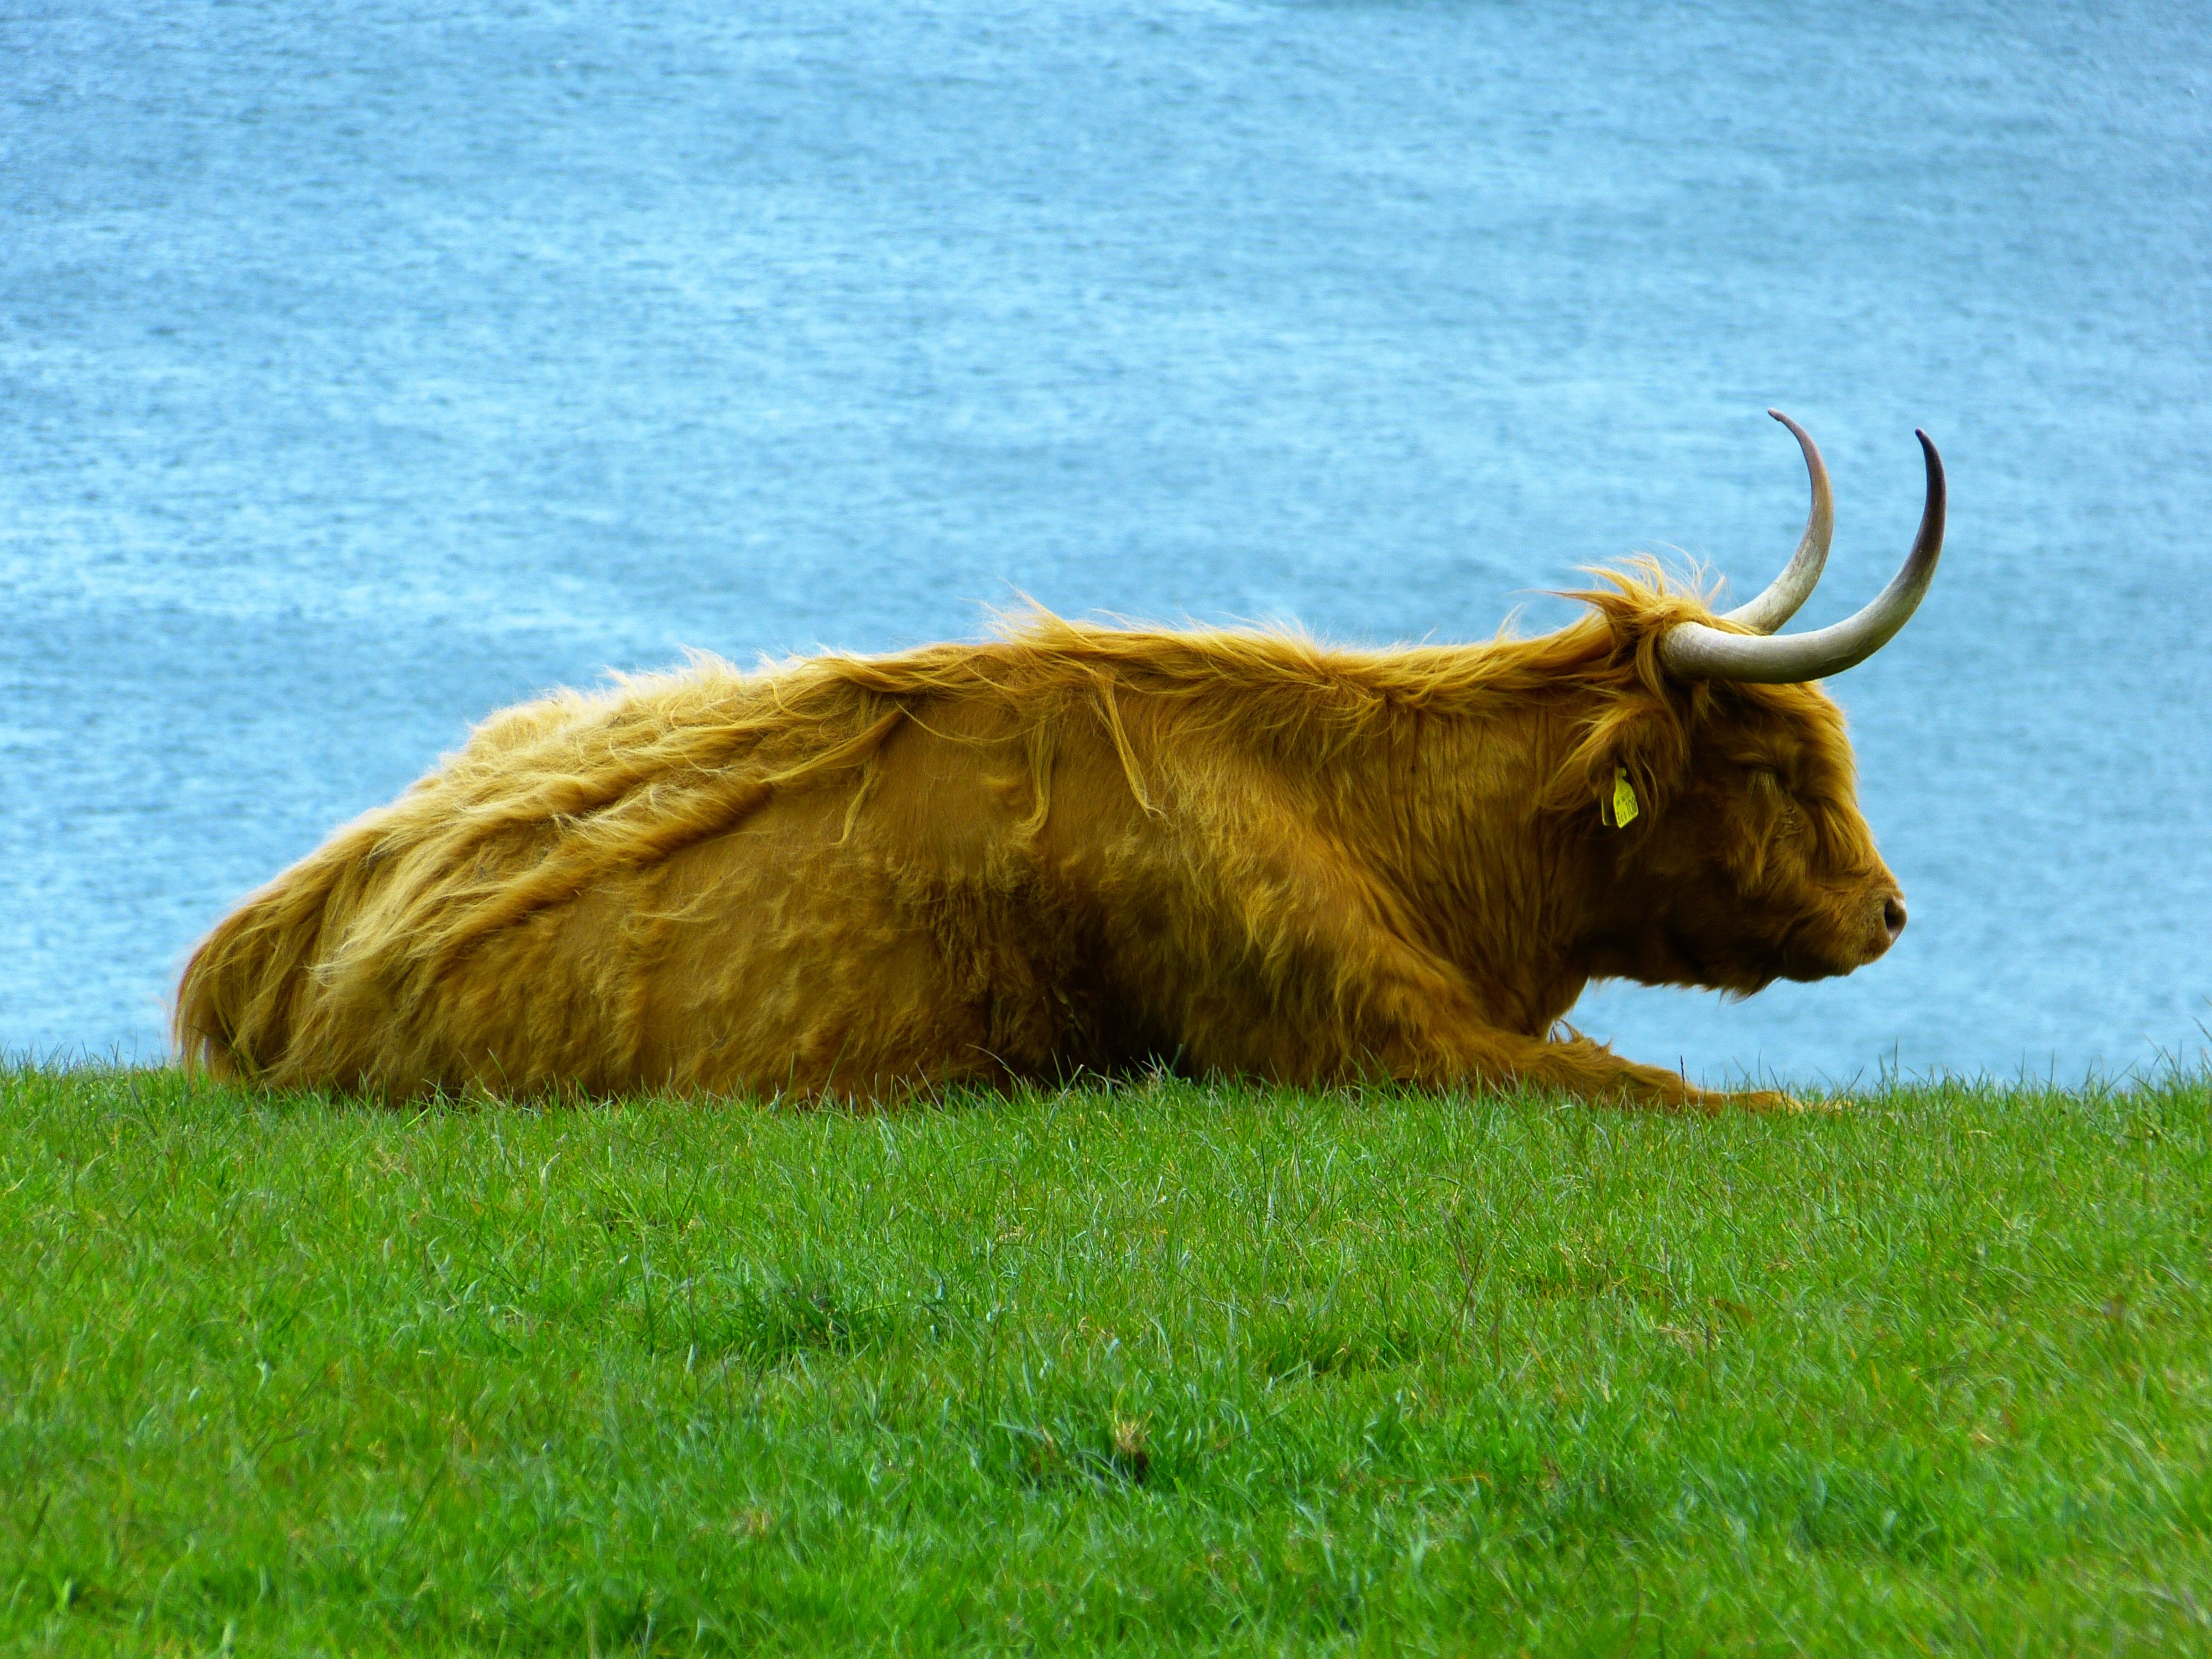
[181,663,1185,1098]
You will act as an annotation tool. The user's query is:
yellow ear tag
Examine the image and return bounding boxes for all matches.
[1610,766,1640,828]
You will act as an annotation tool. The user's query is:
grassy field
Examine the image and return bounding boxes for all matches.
[2,1067,2209,1655]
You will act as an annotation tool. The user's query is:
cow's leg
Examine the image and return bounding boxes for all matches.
[1153,859,1793,1111]
[1307,952,1794,1110]
[1381,1013,1793,1112]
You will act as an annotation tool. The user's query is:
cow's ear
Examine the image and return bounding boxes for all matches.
[1547,691,1688,823]
[1593,750,1661,830]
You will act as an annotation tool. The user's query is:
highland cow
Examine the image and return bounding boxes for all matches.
[177,413,1944,1109]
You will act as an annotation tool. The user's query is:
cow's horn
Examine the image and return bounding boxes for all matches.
[1658,429,1945,684]
[1721,410,1834,633]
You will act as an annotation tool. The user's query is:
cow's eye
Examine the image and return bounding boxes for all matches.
[1746,766,1806,836]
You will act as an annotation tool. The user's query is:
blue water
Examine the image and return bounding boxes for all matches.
[4,0,2209,1086]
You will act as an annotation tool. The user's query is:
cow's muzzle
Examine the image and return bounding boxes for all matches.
[1856,886,1908,964]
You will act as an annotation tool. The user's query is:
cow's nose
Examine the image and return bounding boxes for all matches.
[1883,895,1907,943]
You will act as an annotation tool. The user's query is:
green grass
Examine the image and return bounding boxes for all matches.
[3,1066,2209,1656]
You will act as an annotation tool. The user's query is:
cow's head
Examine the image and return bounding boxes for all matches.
[1560,413,1943,995]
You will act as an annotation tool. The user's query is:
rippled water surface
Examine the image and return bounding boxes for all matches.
[4,0,2209,1084]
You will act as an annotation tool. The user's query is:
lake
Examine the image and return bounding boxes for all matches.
[4,0,2208,1086]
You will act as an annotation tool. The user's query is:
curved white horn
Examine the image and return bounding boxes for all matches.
[1723,410,1834,633]
[1660,430,1945,684]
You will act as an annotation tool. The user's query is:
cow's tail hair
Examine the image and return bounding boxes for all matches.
[173,840,366,1084]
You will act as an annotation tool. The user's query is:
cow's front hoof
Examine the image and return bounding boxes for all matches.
[1768,1091,1850,1115]
[1730,1088,1824,1114]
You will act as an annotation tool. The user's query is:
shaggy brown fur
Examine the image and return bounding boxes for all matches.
[175,567,1905,1108]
